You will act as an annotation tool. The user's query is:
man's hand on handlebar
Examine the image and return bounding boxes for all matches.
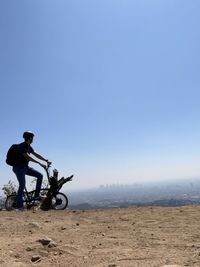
[39,163,47,169]
[46,160,52,166]
[39,160,52,169]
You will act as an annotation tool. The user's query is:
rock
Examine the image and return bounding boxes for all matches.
[28,222,41,229]
[37,238,52,246]
[48,241,58,248]
[31,255,41,262]
[26,244,41,251]
[37,237,58,248]
[14,253,21,258]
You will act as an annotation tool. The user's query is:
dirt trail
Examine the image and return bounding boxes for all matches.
[0,205,200,266]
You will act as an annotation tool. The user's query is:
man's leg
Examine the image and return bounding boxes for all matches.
[13,166,26,209]
[26,167,43,197]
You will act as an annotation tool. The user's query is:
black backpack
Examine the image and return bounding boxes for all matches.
[6,144,19,166]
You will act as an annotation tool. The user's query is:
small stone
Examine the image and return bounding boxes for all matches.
[31,255,41,262]
[48,241,58,248]
[37,238,52,246]
[29,222,40,228]
[26,244,41,251]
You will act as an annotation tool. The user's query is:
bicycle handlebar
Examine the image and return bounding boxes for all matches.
[41,161,52,171]
[47,161,52,168]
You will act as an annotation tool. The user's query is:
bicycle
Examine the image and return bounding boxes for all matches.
[5,162,73,211]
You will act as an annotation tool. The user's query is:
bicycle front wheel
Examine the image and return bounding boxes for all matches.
[51,192,68,210]
[5,194,17,211]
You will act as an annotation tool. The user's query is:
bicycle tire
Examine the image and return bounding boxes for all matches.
[5,194,17,211]
[51,192,68,210]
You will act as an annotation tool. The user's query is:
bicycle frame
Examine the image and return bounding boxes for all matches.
[44,162,52,183]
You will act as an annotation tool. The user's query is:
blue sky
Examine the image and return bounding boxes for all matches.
[1,0,200,192]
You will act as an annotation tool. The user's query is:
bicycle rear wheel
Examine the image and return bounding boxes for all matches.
[5,194,17,211]
[51,192,68,210]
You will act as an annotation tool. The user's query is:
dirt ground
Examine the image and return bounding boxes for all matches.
[1,205,200,267]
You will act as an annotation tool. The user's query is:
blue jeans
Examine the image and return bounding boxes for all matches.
[13,166,43,209]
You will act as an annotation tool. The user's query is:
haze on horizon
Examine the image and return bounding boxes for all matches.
[1,0,200,192]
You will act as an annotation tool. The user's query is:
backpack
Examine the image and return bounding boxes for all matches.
[6,144,19,166]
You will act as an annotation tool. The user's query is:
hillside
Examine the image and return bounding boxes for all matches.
[0,205,200,267]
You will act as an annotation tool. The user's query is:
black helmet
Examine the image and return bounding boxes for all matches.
[23,131,34,140]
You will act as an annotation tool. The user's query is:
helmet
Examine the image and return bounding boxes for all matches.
[23,131,34,140]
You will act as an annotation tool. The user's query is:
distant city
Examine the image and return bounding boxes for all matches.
[67,178,200,210]
[1,178,200,210]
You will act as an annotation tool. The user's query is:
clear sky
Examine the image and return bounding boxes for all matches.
[1,0,200,192]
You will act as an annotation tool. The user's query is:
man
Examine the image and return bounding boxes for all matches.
[12,131,51,210]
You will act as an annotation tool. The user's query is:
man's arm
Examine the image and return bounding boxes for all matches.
[31,151,49,162]
[23,152,45,167]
